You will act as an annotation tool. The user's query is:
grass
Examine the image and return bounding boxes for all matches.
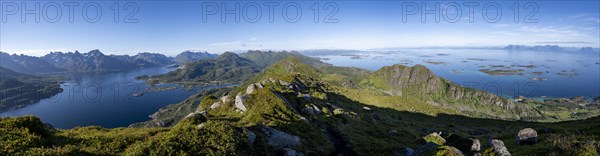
[2,56,599,155]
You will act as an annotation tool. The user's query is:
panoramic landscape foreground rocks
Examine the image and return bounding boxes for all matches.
[401,128,543,156]
[516,128,538,145]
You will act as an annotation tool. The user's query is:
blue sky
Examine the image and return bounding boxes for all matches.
[0,0,598,56]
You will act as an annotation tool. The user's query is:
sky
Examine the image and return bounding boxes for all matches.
[0,0,599,56]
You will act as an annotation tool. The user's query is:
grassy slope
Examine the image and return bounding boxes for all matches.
[2,57,599,155]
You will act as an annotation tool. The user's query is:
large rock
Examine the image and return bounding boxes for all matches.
[220,95,231,103]
[209,102,221,109]
[185,111,207,118]
[260,125,301,149]
[279,80,291,86]
[516,128,538,145]
[246,84,256,94]
[302,104,322,115]
[255,82,264,89]
[489,139,511,156]
[184,111,208,124]
[469,138,481,152]
[449,137,480,153]
[235,92,248,112]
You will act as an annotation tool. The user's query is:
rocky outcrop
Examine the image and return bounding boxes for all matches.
[279,80,291,86]
[516,128,538,145]
[469,139,481,152]
[184,111,208,124]
[185,111,204,118]
[489,139,511,156]
[360,64,524,120]
[255,83,264,89]
[210,102,221,109]
[447,136,480,154]
[260,125,302,149]
[362,64,514,109]
[246,84,257,94]
[221,95,231,104]
[302,104,322,115]
[235,92,248,112]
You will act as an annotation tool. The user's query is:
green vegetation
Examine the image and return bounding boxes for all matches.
[129,88,232,128]
[173,51,217,63]
[2,55,599,155]
[0,67,63,112]
[240,50,330,68]
[144,50,331,87]
[145,52,261,85]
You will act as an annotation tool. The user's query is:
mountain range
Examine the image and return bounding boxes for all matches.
[0,50,223,75]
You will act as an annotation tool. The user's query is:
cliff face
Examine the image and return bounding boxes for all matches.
[360,64,518,118]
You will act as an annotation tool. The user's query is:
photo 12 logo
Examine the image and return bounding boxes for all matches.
[201,1,339,23]
[402,1,539,23]
[0,1,139,23]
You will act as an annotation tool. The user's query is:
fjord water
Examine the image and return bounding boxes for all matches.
[0,66,215,128]
[307,49,600,99]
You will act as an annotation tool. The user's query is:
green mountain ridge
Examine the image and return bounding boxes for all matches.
[144,52,262,85]
[142,50,331,86]
[174,51,218,63]
[2,57,599,155]
[240,50,331,68]
[360,64,532,120]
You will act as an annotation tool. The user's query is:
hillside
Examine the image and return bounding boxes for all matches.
[359,64,532,120]
[143,51,331,86]
[240,50,330,68]
[0,67,63,112]
[2,58,599,155]
[174,51,218,63]
[145,52,261,85]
